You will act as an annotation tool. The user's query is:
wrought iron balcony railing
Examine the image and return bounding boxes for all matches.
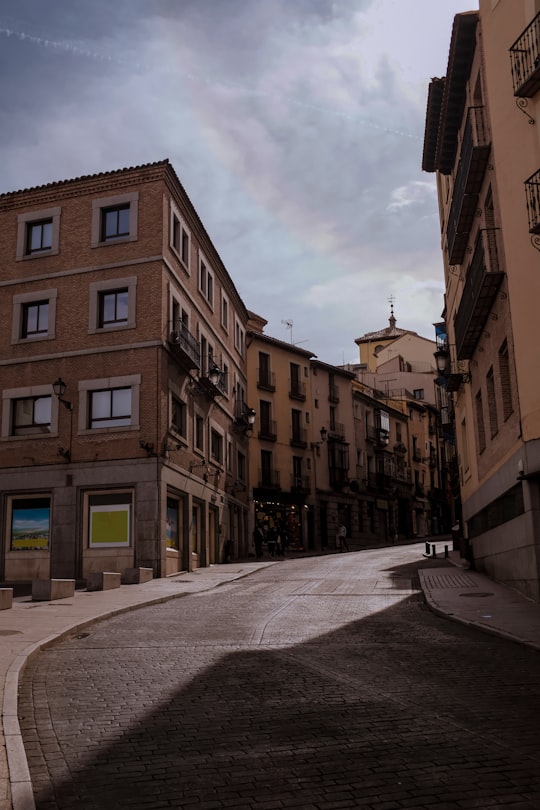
[510,12,540,97]
[258,469,280,490]
[290,427,308,448]
[446,107,491,265]
[455,228,505,360]
[258,420,277,442]
[168,321,200,370]
[525,168,540,234]
[289,380,306,401]
[257,369,276,392]
[291,474,310,491]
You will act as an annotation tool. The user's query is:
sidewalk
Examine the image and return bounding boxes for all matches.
[2,547,540,810]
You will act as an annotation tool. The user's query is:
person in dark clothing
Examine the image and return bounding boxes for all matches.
[253,525,264,560]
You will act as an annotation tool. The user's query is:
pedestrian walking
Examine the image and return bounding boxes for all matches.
[266,526,277,557]
[253,525,264,560]
[337,523,349,552]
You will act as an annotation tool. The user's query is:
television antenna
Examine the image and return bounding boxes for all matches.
[281,319,294,343]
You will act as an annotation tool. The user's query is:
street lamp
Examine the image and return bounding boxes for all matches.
[52,378,73,411]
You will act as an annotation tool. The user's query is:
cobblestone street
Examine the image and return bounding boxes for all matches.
[19,547,540,809]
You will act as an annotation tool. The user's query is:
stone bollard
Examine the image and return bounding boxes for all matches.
[121,567,153,585]
[86,571,122,592]
[32,579,75,601]
[0,588,13,610]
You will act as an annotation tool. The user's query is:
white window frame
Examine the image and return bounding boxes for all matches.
[78,375,141,434]
[12,289,58,344]
[1,384,59,439]
[88,276,137,333]
[16,207,61,261]
[170,202,191,271]
[91,192,139,247]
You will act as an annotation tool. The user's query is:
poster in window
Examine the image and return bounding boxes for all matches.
[90,504,130,547]
[166,499,179,550]
[11,498,50,550]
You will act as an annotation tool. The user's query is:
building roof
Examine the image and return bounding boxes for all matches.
[355,309,416,345]
[246,329,316,359]
[422,11,479,175]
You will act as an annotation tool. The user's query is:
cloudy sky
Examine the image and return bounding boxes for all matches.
[0,0,477,365]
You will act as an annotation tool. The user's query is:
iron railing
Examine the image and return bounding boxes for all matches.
[510,12,540,97]
[525,168,540,234]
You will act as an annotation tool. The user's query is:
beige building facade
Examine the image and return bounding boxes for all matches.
[0,160,252,583]
[423,1,540,598]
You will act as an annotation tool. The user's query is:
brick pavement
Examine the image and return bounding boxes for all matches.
[17,549,540,809]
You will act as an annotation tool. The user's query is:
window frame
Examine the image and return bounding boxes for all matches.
[88,276,137,333]
[91,192,139,247]
[78,375,140,434]
[16,207,61,261]
[2,384,59,440]
[12,289,57,344]
[85,490,133,549]
[198,251,214,309]
[170,203,191,271]
[7,494,52,552]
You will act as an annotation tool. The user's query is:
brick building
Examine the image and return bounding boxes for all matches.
[0,160,252,583]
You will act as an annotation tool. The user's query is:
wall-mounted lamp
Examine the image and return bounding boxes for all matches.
[433,348,471,391]
[311,426,328,449]
[139,440,156,456]
[235,404,256,434]
[52,378,73,411]
[187,356,224,398]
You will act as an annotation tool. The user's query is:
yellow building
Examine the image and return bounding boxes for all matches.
[423,1,540,599]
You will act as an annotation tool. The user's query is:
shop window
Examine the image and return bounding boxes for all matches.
[87,491,132,548]
[8,495,51,551]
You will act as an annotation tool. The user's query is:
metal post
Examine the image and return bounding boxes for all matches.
[431,544,436,557]
[444,545,449,558]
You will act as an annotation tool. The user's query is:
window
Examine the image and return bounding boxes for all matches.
[12,396,52,436]
[91,192,138,247]
[234,319,245,356]
[166,496,180,550]
[102,204,130,241]
[99,288,128,328]
[87,491,132,548]
[22,301,49,337]
[210,428,223,464]
[89,388,131,429]
[12,289,57,344]
[499,340,513,421]
[9,495,51,551]
[16,207,61,260]
[170,207,190,268]
[198,253,214,307]
[88,277,137,333]
[2,385,58,439]
[486,367,498,438]
[195,414,204,451]
[221,293,229,331]
[237,451,246,483]
[27,219,52,253]
[475,391,486,453]
[78,375,140,433]
[171,396,187,437]
[413,389,424,400]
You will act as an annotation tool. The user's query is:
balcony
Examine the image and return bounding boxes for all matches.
[329,468,349,489]
[257,369,276,392]
[525,168,540,234]
[258,469,280,490]
[328,421,345,441]
[289,380,306,401]
[329,384,340,403]
[168,322,200,371]
[291,474,310,492]
[455,228,505,360]
[510,12,540,97]
[290,428,308,449]
[446,106,491,265]
[258,420,277,442]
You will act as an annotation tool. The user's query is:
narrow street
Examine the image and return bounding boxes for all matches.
[19,544,540,809]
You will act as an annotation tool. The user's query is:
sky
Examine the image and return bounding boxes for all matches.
[0,0,478,366]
